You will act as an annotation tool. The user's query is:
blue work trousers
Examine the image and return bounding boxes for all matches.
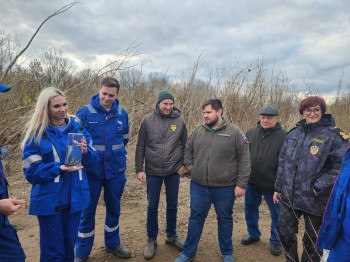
[38,208,81,262]
[0,218,25,262]
[183,181,235,258]
[75,175,126,258]
[146,172,180,240]
[244,183,280,244]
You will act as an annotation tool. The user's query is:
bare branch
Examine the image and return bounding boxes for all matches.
[65,41,141,93]
[0,2,78,83]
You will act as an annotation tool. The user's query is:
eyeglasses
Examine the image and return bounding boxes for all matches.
[304,108,321,114]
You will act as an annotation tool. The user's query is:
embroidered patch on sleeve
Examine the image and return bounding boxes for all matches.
[241,133,249,143]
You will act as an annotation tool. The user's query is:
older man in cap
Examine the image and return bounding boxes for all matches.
[0,83,26,261]
[241,106,286,256]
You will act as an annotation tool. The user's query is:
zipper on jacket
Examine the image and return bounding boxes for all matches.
[161,119,168,171]
[290,130,305,206]
[206,132,214,186]
[104,112,118,178]
[104,115,108,179]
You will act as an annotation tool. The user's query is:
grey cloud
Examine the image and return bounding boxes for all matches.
[1,0,350,94]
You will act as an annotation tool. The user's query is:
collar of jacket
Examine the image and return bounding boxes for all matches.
[297,113,335,130]
[203,117,227,132]
[46,117,77,161]
[90,93,120,114]
[257,121,282,131]
[154,105,181,118]
[46,117,72,134]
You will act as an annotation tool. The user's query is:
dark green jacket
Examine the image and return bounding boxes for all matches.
[184,120,250,188]
[135,106,187,176]
[246,122,286,192]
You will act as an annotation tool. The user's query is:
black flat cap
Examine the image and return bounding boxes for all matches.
[259,106,279,116]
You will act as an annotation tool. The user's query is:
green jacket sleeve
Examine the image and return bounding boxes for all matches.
[235,130,251,189]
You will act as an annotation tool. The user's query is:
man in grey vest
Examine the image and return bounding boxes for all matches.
[135,90,188,260]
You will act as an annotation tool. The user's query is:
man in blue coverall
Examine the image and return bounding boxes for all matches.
[0,83,26,261]
[75,77,131,261]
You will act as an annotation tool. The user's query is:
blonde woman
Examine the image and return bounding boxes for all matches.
[21,87,98,262]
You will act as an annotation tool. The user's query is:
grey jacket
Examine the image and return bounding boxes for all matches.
[135,106,188,176]
[275,114,349,216]
[184,119,251,188]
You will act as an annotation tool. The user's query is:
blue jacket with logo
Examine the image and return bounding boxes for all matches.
[317,148,350,249]
[275,114,349,216]
[76,94,129,180]
[22,117,97,216]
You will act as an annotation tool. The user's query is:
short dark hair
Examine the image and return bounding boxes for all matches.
[202,99,223,113]
[299,96,326,115]
[100,77,120,90]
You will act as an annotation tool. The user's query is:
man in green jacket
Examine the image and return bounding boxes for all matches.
[175,99,250,262]
[135,90,188,260]
[241,106,286,256]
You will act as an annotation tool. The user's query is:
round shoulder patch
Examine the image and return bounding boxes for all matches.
[241,133,249,143]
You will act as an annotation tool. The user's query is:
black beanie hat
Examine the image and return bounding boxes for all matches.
[157,90,174,104]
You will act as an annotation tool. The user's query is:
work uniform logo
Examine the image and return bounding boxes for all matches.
[310,146,319,155]
[170,124,177,132]
[241,133,249,144]
[117,120,123,131]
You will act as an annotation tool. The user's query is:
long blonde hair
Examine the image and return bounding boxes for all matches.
[21,87,71,148]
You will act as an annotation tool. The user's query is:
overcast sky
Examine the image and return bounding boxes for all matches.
[1,0,349,95]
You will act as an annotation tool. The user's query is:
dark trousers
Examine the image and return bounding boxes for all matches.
[277,203,323,262]
[146,172,180,240]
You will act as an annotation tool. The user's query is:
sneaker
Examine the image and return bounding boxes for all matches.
[106,245,132,259]
[222,255,235,262]
[75,258,89,262]
[144,239,157,260]
[174,252,195,262]
[165,236,184,250]
[270,243,282,256]
[240,234,260,245]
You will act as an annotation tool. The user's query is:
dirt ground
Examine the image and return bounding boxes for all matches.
[6,164,286,262]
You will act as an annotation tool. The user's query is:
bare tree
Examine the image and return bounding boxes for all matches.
[0,2,78,83]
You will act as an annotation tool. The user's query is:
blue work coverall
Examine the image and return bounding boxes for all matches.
[75,94,129,258]
[0,150,26,262]
[22,117,96,262]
